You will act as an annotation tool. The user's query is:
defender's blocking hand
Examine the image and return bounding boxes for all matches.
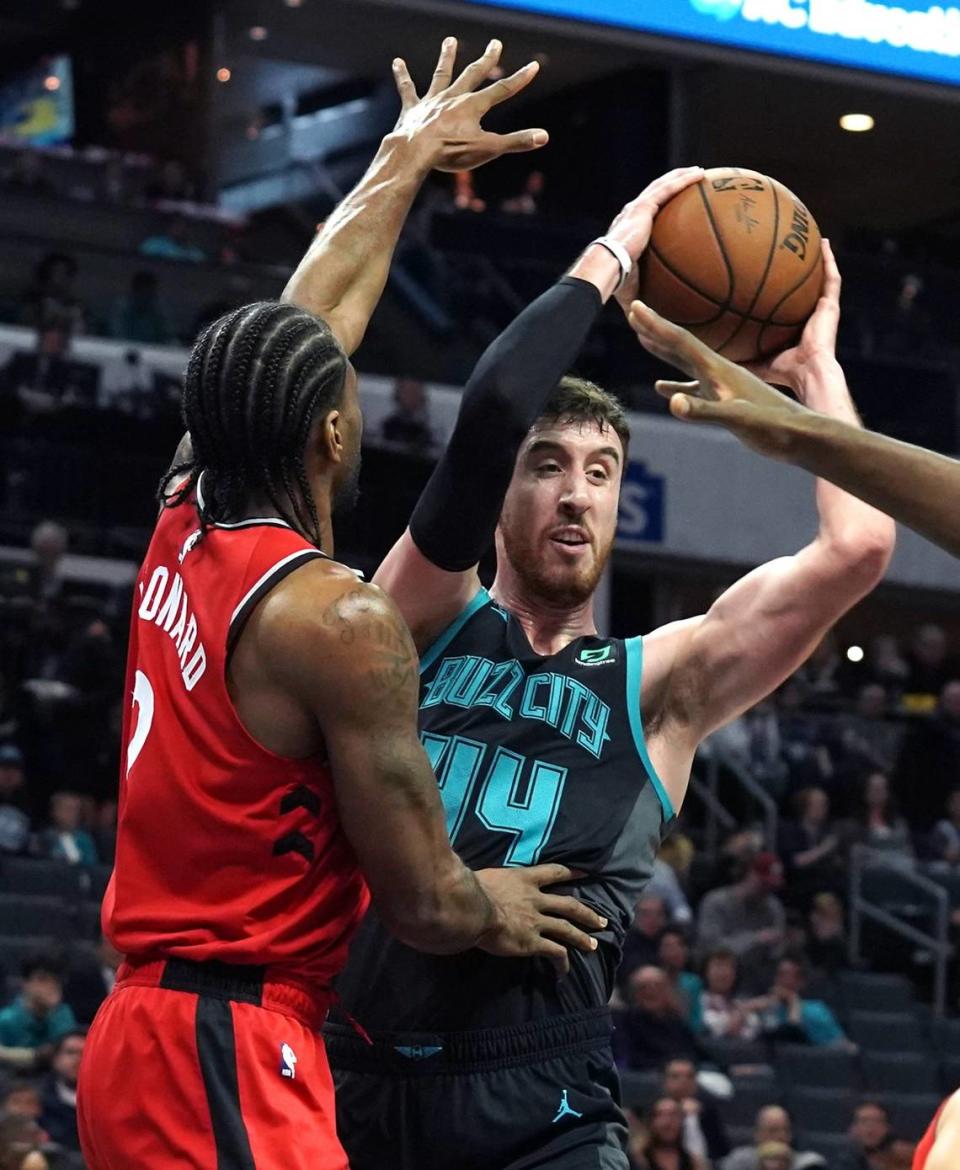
[393,37,548,173]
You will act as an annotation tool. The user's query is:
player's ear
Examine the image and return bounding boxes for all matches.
[319,408,345,464]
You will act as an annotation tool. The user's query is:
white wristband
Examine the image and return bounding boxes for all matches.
[590,235,633,292]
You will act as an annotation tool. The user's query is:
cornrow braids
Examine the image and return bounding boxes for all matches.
[159,301,348,545]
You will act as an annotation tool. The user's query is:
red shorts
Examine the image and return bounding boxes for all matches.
[77,957,348,1170]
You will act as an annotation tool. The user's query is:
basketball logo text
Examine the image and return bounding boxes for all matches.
[781,201,811,261]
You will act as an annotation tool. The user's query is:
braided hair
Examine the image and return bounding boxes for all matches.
[160,301,348,544]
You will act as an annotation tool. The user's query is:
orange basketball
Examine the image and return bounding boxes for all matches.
[637,167,824,363]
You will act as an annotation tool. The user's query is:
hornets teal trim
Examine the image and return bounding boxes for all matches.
[419,588,490,675]
[624,636,675,821]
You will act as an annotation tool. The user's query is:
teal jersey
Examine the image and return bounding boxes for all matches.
[334,589,674,1031]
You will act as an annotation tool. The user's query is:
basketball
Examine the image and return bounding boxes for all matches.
[637,167,824,363]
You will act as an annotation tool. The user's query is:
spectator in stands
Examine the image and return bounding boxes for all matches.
[63,935,120,1026]
[699,948,761,1042]
[872,273,937,362]
[38,1031,83,1151]
[139,215,207,263]
[832,683,900,788]
[0,1085,41,1123]
[792,632,845,707]
[2,151,56,198]
[0,953,77,1070]
[775,682,835,793]
[17,254,84,340]
[0,1112,48,1170]
[630,1097,710,1170]
[867,635,909,696]
[696,853,786,988]
[661,1057,730,1163]
[99,157,127,204]
[722,1104,826,1170]
[453,170,485,212]
[756,955,848,1048]
[658,928,703,1031]
[619,895,668,991]
[144,158,195,203]
[614,966,707,1071]
[38,792,98,866]
[92,799,117,867]
[805,892,847,974]
[381,377,435,454]
[109,271,172,346]
[0,745,31,855]
[903,624,954,708]
[777,787,845,908]
[852,771,913,865]
[646,836,694,925]
[929,787,960,867]
[28,522,67,606]
[501,170,545,215]
[896,679,960,828]
[837,1101,894,1170]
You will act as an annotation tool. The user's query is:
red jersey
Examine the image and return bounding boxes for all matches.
[103,485,370,987]
[914,1099,948,1170]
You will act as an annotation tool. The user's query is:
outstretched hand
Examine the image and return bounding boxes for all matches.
[743,240,841,398]
[393,37,548,173]
[626,298,810,461]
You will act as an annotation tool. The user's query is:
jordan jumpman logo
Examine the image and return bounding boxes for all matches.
[552,1089,584,1124]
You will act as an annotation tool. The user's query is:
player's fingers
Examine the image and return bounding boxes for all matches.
[481,127,549,156]
[476,60,540,113]
[654,379,699,401]
[628,301,707,379]
[392,58,419,109]
[539,916,600,954]
[669,393,730,424]
[641,165,705,209]
[525,862,577,888]
[820,239,842,303]
[538,895,608,932]
[425,37,458,97]
[537,938,571,977]
[449,37,503,95]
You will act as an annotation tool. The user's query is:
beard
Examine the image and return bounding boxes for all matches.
[332,452,362,518]
[499,519,612,608]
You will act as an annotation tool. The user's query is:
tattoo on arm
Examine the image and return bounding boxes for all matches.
[320,589,419,700]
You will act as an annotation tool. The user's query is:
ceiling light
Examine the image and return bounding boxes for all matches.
[216,67,232,83]
[840,113,874,133]
[248,25,269,41]
[284,0,304,6]
[847,645,865,663]
[43,76,61,92]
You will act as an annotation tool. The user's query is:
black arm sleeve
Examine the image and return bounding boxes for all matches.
[408,276,604,572]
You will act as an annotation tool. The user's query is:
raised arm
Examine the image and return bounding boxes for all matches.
[282,37,548,354]
[258,565,604,969]
[373,166,705,650]
[627,242,960,560]
[634,246,894,784]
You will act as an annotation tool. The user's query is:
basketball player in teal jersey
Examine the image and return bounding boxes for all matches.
[320,138,897,1170]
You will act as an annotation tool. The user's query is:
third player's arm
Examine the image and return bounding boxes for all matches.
[260,566,604,966]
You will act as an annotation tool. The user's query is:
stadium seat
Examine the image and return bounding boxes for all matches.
[719,1076,782,1128]
[930,1018,960,1053]
[0,936,60,978]
[847,1011,927,1054]
[1,858,83,900]
[77,901,103,940]
[0,895,73,939]
[862,1052,938,1095]
[619,1069,660,1110]
[800,1130,855,1163]
[775,1044,859,1089]
[838,971,916,1013]
[82,863,113,901]
[875,1093,943,1142]
[939,1056,960,1095]
[700,1037,770,1069]
[786,1087,856,1134]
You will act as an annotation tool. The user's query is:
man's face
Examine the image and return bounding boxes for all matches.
[658,932,687,971]
[635,896,666,938]
[23,970,62,1013]
[852,1105,889,1151]
[630,967,670,1014]
[497,419,623,608]
[4,1086,41,1120]
[663,1060,696,1100]
[650,1098,683,1145]
[775,960,804,995]
[53,1034,85,1086]
[756,1106,791,1145]
[0,763,23,798]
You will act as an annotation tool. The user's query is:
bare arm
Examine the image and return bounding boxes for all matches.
[282,37,547,354]
[632,244,894,759]
[927,1091,960,1170]
[259,567,603,966]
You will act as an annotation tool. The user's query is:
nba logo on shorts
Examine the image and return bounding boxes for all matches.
[279,1042,298,1080]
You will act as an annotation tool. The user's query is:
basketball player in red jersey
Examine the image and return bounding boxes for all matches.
[77,39,606,1170]
[912,1092,959,1170]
